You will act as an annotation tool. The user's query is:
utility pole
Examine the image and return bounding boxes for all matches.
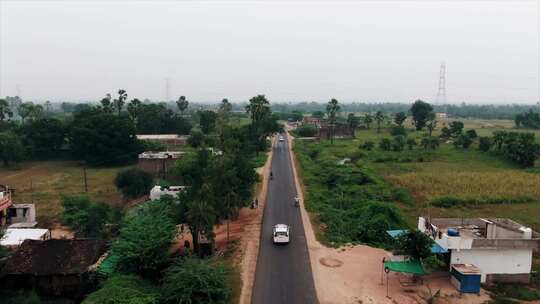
[83,166,88,193]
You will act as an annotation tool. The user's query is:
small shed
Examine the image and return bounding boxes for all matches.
[450,264,481,294]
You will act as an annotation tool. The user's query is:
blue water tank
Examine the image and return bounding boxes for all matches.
[448,228,460,236]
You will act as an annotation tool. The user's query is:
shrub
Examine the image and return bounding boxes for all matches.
[115,168,154,199]
[161,258,232,304]
[187,128,204,148]
[349,150,367,162]
[390,125,407,136]
[406,138,417,150]
[296,124,318,137]
[392,135,406,152]
[82,275,159,304]
[360,141,375,151]
[356,201,408,245]
[379,138,392,151]
[421,137,440,150]
[455,134,473,149]
[499,132,540,167]
[61,195,111,237]
[466,129,478,139]
[478,137,492,152]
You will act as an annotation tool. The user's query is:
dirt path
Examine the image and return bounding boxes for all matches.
[286,130,491,304]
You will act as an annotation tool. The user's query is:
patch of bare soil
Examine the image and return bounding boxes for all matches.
[320,257,343,268]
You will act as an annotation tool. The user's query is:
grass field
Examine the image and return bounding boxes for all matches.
[0,161,132,226]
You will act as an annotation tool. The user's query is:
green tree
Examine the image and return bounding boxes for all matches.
[245,95,272,153]
[363,113,373,129]
[360,141,374,151]
[394,112,407,127]
[176,96,189,115]
[187,128,205,148]
[395,230,433,260]
[127,98,143,126]
[199,110,217,134]
[69,110,141,165]
[290,110,303,122]
[296,124,318,137]
[326,98,340,143]
[113,89,128,116]
[374,111,385,133]
[347,113,359,137]
[426,112,437,136]
[115,168,154,199]
[493,130,507,151]
[421,136,440,150]
[448,121,464,137]
[82,275,159,304]
[161,258,232,304]
[20,118,65,157]
[0,131,25,167]
[113,199,177,274]
[312,111,325,119]
[18,102,41,123]
[478,137,492,152]
[0,99,14,121]
[100,94,114,113]
[410,100,433,131]
[219,98,232,114]
[61,195,111,237]
[454,134,473,149]
[466,129,477,139]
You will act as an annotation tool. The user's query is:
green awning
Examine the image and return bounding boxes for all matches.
[384,260,426,276]
[96,253,119,277]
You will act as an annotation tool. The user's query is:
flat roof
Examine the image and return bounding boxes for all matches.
[136,134,187,140]
[1,228,49,246]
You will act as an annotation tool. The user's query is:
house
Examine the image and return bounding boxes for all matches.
[136,134,188,149]
[436,112,448,119]
[418,217,540,283]
[0,239,108,296]
[0,185,13,226]
[138,151,185,177]
[0,228,50,248]
[302,116,322,127]
[318,122,355,139]
[7,203,37,227]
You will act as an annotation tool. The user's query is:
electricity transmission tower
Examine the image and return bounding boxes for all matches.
[436,62,446,104]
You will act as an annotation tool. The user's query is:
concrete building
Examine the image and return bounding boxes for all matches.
[0,185,13,226]
[136,134,188,149]
[138,151,185,178]
[7,203,37,227]
[418,217,540,283]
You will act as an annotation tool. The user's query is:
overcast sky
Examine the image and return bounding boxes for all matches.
[1,1,539,104]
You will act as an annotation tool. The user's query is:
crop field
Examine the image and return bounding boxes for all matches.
[0,161,132,226]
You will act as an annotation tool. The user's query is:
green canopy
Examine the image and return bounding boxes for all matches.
[384,260,426,276]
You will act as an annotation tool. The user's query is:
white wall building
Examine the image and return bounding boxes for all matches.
[418,217,540,283]
[149,185,186,201]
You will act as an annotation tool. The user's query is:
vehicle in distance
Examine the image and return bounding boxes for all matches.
[279,135,284,142]
[273,224,290,244]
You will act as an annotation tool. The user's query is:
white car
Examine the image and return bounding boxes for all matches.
[279,136,284,142]
[273,224,290,244]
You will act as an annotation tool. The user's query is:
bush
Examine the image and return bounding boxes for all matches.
[392,135,406,152]
[421,137,440,150]
[187,128,204,148]
[115,168,154,199]
[466,129,478,139]
[390,125,407,136]
[360,141,375,151]
[356,201,408,245]
[61,195,111,237]
[379,138,392,151]
[406,138,417,150]
[349,150,366,162]
[394,229,433,260]
[82,275,159,304]
[296,124,318,137]
[455,134,473,149]
[161,258,232,304]
[479,136,492,152]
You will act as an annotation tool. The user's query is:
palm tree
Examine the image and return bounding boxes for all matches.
[176,96,189,115]
[44,100,52,116]
[127,98,142,128]
[363,113,373,129]
[326,98,340,143]
[375,111,385,133]
[187,184,216,256]
[113,89,127,115]
[100,94,113,113]
[245,95,271,154]
[347,113,359,138]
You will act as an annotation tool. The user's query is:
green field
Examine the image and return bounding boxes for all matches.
[0,161,132,226]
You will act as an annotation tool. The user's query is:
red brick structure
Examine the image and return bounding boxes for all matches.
[138,151,185,178]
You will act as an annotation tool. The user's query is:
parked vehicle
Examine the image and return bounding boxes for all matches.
[273,224,290,244]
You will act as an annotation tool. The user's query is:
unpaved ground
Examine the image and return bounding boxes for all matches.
[286,130,490,304]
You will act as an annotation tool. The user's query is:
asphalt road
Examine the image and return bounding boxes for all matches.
[252,133,318,304]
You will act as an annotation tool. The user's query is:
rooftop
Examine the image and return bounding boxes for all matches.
[136,134,188,140]
[138,151,185,159]
[2,239,108,276]
[0,228,49,246]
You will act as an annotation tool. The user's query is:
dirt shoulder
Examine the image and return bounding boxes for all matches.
[286,131,490,304]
